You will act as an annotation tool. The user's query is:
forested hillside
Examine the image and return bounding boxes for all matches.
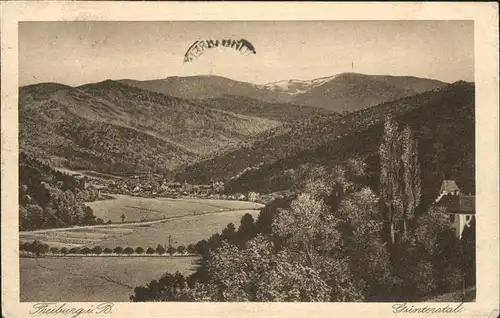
[19,152,101,231]
[177,82,475,207]
[19,80,283,175]
[20,73,445,176]
[200,95,333,123]
[225,82,475,204]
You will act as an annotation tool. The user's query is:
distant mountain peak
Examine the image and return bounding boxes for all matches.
[29,72,450,114]
[263,75,340,95]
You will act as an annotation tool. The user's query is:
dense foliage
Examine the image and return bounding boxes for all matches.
[132,133,475,301]
[19,152,100,230]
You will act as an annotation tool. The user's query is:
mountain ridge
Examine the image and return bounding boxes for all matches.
[116,73,448,112]
[19,79,286,175]
[22,72,448,113]
[175,81,474,200]
[20,73,458,181]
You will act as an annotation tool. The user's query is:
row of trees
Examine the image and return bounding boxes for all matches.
[20,241,199,256]
[131,116,475,302]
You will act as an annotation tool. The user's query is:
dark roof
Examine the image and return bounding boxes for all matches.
[435,194,475,214]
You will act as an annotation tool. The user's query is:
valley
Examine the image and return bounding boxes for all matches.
[18,72,475,303]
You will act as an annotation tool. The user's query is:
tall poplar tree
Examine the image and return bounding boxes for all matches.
[401,125,421,238]
[379,116,403,244]
[379,117,421,243]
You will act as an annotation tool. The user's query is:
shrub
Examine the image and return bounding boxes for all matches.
[124,247,134,255]
[69,247,81,254]
[106,220,112,224]
[50,247,60,254]
[92,246,103,255]
[167,246,176,256]
[31,240,49,255]
[146,247,155,254]
[21,242,32,252]
[187,244,196,254]
[42,243,50,254]
[135,247,145,254]
[103,248,113,254]
[60,247,69,254]
[81,247,91,255]
[177,245,186,255]
[156,244,166,255]
[113,246,123,254]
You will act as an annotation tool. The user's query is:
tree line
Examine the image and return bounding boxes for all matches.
[131,116,475,302]
[20,240,199,257]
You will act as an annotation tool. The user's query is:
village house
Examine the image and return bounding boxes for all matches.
[434,180,475,239]
[248,192,260,202]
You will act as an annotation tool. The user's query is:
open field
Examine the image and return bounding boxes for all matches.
[20,256,199,302]
[92,209,260,248]
[86,194,263,223]
[20,195,263,248]
[20,209,260,248]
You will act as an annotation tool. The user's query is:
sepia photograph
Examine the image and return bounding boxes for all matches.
[16,19,477,303]
[1,2,499,318]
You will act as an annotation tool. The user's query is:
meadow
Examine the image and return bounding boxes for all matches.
[20,256,199,302]
[86,194,262,223]
[20,209,260,249]
[20,195,263,248]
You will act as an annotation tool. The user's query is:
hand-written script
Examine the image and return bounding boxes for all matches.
[392,302,465,314]
[29,302,113,318]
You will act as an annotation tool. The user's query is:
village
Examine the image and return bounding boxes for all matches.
[98,175,262,203]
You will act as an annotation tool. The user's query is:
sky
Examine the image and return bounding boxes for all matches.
[19,20,474,87]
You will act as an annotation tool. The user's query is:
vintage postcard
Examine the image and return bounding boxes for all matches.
[1,2,499,318]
